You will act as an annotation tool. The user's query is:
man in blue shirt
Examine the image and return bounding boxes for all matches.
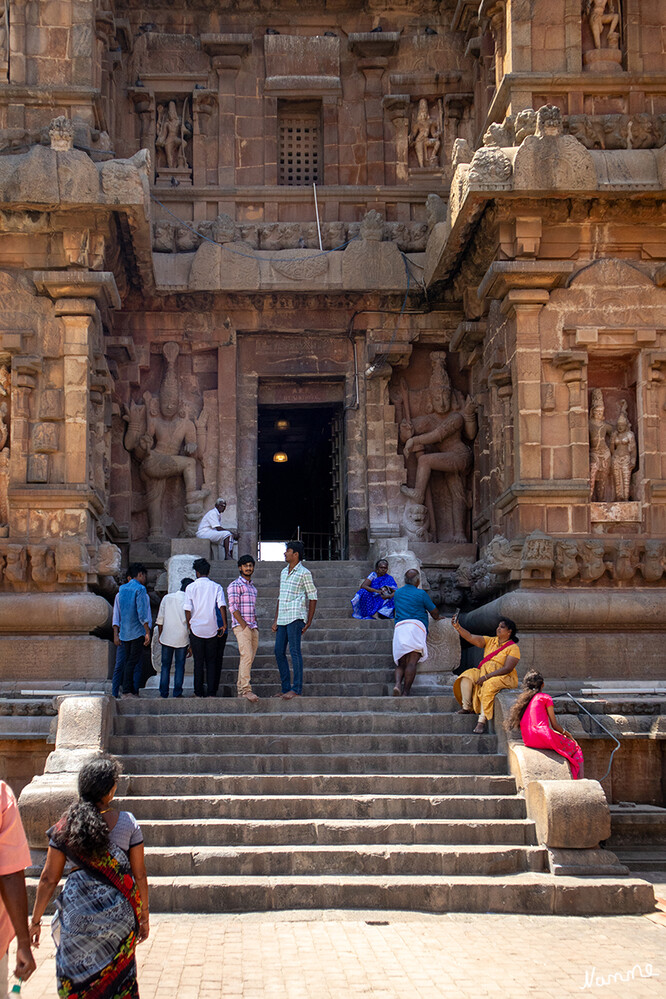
[392,568,440,696]
[113,563,151,698]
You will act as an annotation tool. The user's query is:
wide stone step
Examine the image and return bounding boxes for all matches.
[114,711,480,737]
[122,773,517,797]
[213,668,393,688]
[131,873,655,915]
[137,817,537,847]
[116,752,507,775]
[116,695,459,714]
[114,793,526,821]
[108,732,497,756]
[143,843,546,877]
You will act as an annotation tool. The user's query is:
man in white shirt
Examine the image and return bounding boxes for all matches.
[155,576,192,698]
[196,498,237,559]
[183,558,227,697]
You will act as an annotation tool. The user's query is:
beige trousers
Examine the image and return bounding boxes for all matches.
[234,625,259,694]
[0,951,8,999]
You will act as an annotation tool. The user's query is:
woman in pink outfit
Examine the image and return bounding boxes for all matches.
[507,670,584,779]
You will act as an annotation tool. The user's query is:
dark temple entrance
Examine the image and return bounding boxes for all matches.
[257,402,346,560]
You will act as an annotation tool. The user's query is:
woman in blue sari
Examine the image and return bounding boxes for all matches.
[351,558,398,620]
[30,755,149,999]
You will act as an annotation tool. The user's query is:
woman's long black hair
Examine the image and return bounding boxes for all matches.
[499,617,519,642]
[53,755,121,859]
[506,669,544,731]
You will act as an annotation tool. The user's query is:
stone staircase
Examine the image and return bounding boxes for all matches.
[208,560,394,697]
[109,691,652,914]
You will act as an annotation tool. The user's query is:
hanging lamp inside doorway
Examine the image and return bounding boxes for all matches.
[273,450,288,463]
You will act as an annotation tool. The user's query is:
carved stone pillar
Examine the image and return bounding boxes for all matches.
[192,89,218,188]
[358,59,388,185]
[216,329,238,537]
[552,351,588,480]
[203,35,252,187]
[382,95,410,183]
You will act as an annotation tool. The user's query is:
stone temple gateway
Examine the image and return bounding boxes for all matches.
[1,0,665,918]
[0,0,664,684]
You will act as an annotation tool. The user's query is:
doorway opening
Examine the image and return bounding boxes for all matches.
[257,403,346,560]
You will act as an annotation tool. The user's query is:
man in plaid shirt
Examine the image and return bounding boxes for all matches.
[271,540,317,699]
[227,554,260,702]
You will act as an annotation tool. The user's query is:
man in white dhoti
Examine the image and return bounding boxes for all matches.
[391,568,440,696]
[196,497,237,559]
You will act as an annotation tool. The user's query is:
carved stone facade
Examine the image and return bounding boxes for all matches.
[0,0,664,681]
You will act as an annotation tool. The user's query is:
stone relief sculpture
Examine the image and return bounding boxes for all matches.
[589,391,637,503]
[610,401,636,502]
[123,342,209,541]
[399,352,476,543]
[155,100,191,171]
[0,364,9,537]
[409,99,442,169]
[589,389,613,501]
[585,0,620,49]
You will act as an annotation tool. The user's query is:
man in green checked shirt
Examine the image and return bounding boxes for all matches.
[271,540,318,699]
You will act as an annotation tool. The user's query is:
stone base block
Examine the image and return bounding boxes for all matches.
[0,635,113,682]
[170,538,211,557]
[525,778,611,849]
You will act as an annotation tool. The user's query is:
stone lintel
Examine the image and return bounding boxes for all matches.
[54,298,98,317]
[496,480,590,512]
[551,350,588,374]
[32,271,121,310]
[9,483,104,514]
[348,33,401,58]
[478,261,575,302]
[201,33,253,57]
[264,76,341,96]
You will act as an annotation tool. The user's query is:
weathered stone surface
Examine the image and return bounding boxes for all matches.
[0,593,111,633]
[525,779,611,849]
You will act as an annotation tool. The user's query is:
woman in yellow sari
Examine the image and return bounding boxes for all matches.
[452,616,520,734]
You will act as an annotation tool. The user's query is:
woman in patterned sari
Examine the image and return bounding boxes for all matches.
[29,755,149,998]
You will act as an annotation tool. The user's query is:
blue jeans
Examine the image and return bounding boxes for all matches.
[274,619,304,694]
[160,645,187,698]
[111,643,125,698]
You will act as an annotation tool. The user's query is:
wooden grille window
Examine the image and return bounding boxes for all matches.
[278,106,322,186]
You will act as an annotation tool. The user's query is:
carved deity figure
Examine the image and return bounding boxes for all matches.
[589,389,612,501]
[610,401,636,502]
[586,0,620,49]
[400,352,476,543]
[641,540,665,583]
[155,100,190,170]
[123,343,208,540]
[409,99,442,169]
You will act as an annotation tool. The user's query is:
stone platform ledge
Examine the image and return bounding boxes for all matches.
[0,635,112,681]
[460,588,666,633]
[0,593,112,633]
[18,695,114,847]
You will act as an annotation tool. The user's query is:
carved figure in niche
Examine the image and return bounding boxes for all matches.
[610,400,636,502]
[641,540,665,583]
[589,389,612,501]
[400,352,476,543]
[155,100,191,170]
[585,0,620,49]
[409,99,442,168]
[123,342,208,540]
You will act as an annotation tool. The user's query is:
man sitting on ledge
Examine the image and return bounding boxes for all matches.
[196,497,238,559]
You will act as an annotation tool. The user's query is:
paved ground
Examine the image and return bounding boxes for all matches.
[12,899,666,999]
